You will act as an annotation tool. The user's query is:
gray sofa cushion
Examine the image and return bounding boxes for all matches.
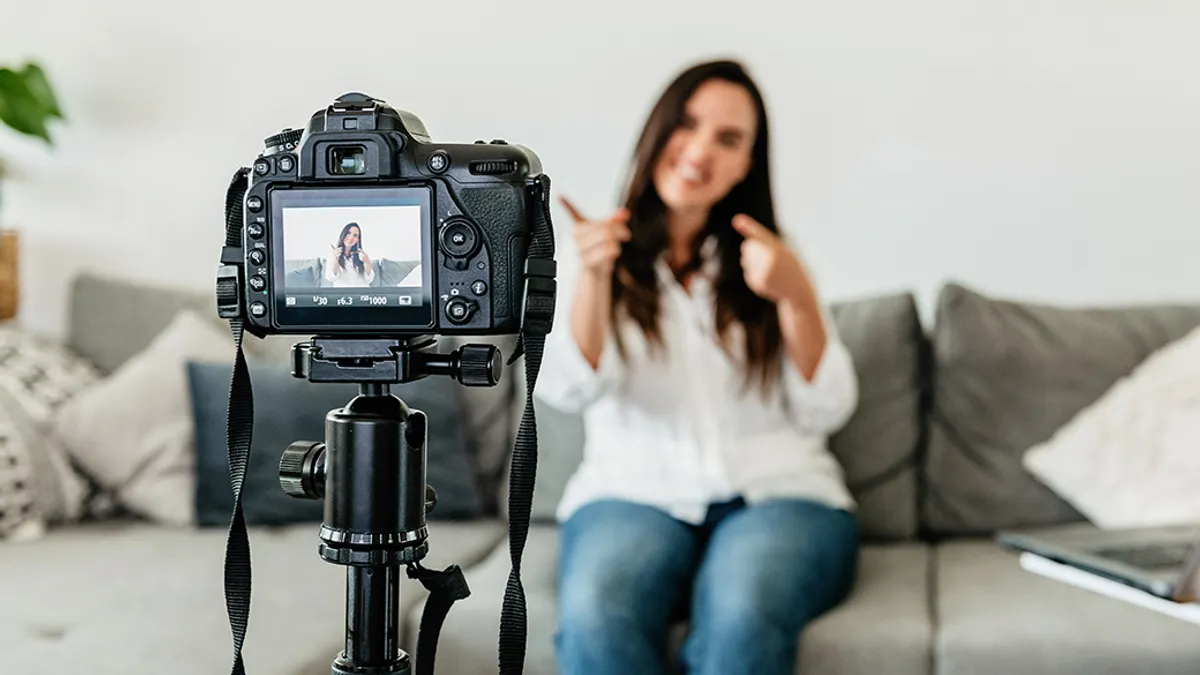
[826,292,926,540]
[922,283,1200,536]
[794,543,933,675]
[0,519,506,675]
[403,527,934,675]
[65,271,296,372]
[934,539,1200,675]
[528,291,926,541]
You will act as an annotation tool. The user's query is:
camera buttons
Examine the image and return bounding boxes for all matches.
[439,219,479,258]
[427,151,450,173]
[489,139,507,145]
[277,155,295,173]
[445,297,476,325]
[249,275,266,292]
[471,280,487,296]
[249,249,266,266]
[247,196,263,212]
[249,302,266,317]
[254,159,271,175]
[247,223,265,239]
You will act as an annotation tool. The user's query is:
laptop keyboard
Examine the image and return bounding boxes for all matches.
[1091,542,1193,569]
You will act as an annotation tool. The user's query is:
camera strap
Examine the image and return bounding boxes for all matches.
[215,168,556,675]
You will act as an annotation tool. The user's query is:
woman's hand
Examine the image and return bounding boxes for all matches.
[358,249,371,268]
[561,197,631,279]
[732,214,816,308]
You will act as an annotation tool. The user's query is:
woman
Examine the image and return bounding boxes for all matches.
[537,59,860,675]
[325,222,375,286]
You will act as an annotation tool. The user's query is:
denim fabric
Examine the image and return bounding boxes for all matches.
[556,496,859,675]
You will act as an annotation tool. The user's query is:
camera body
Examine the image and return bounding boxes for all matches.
[221,92,544,338]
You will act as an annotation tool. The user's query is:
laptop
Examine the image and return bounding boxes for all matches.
[996,522,1200,602]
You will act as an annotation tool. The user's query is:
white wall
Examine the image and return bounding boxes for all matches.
[1,0,1197,338]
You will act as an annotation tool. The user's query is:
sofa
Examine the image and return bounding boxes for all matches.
[3,270,1200,675]
[286,256,422,289]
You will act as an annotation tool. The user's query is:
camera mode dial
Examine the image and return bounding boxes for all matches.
[264,128,303,153]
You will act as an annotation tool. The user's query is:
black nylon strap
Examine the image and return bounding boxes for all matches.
[498,174,556,675]
[408,562,471,675]
[220,167,253,675]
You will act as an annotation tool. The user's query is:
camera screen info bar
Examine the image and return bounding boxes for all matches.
[285,292,422,308]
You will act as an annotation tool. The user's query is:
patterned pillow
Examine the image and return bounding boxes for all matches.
[0,327,102,541]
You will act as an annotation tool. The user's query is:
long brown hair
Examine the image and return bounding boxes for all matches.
[611,59,783,394]
[335,222,366,277]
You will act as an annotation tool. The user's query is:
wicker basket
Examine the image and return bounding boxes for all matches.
[0,230,18,321]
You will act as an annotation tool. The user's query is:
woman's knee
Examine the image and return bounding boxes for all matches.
[557,499,697,635]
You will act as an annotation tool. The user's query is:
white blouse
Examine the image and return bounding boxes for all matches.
[534,246,859,525]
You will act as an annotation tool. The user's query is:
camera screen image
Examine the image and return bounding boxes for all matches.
[269,187,435,330]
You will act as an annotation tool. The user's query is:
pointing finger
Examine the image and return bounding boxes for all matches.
[732,214,773,241]
[559,196,588,224]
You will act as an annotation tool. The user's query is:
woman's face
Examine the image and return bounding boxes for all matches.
[342,226,361,250]
[652,78,757,216]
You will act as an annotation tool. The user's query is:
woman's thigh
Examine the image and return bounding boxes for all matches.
[557,499,700,628]
[689,498,859,630]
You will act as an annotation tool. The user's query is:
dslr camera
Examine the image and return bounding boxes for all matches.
[213,92,556,675]
[218,91,550,338]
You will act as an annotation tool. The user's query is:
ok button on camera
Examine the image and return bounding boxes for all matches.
[439,218,480,259]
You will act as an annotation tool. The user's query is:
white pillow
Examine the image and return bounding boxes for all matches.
[51,309,235,526]
[1023,323,1200,529]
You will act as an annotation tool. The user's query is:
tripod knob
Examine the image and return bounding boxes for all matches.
[455,344,501,387]
[279,441,326,499]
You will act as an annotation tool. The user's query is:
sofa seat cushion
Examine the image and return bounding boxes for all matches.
[0,518,505,675]
[404,525,934,675]
[934,540,1200,675]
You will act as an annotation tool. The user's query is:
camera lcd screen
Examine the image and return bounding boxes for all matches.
[269,186,435,331]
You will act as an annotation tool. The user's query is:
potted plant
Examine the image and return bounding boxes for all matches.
[0,61,64,320]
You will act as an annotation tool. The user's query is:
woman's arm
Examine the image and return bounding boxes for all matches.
[324,247,341,281]
[361,254,376,283]
[534,268,625,413]
[777,295,858,437]
[570,270,613,370]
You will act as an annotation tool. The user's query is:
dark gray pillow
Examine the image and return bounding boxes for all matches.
[922,283,1200,537]
[827,292,926,541]
[188,361,485,526]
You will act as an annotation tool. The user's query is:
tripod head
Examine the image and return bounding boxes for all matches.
[278,336,495,675]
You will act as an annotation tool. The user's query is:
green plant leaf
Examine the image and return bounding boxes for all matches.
[18,63,63,120]
[0,63,60,144]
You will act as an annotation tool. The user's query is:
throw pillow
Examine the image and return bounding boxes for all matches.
[51,309,235,526]
[188,360,485,527]
[0,327,103,540]
[922,282,1200,536]
[1023,324,1200,529]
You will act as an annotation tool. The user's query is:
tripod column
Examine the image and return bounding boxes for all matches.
[344,565,402,664]
[319,385,429,675]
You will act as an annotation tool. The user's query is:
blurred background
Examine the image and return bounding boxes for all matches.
[1,0,1197,338]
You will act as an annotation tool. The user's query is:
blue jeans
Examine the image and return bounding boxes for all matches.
[555,497,858,675]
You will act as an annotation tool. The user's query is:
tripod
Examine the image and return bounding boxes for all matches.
[277,335,500,675]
